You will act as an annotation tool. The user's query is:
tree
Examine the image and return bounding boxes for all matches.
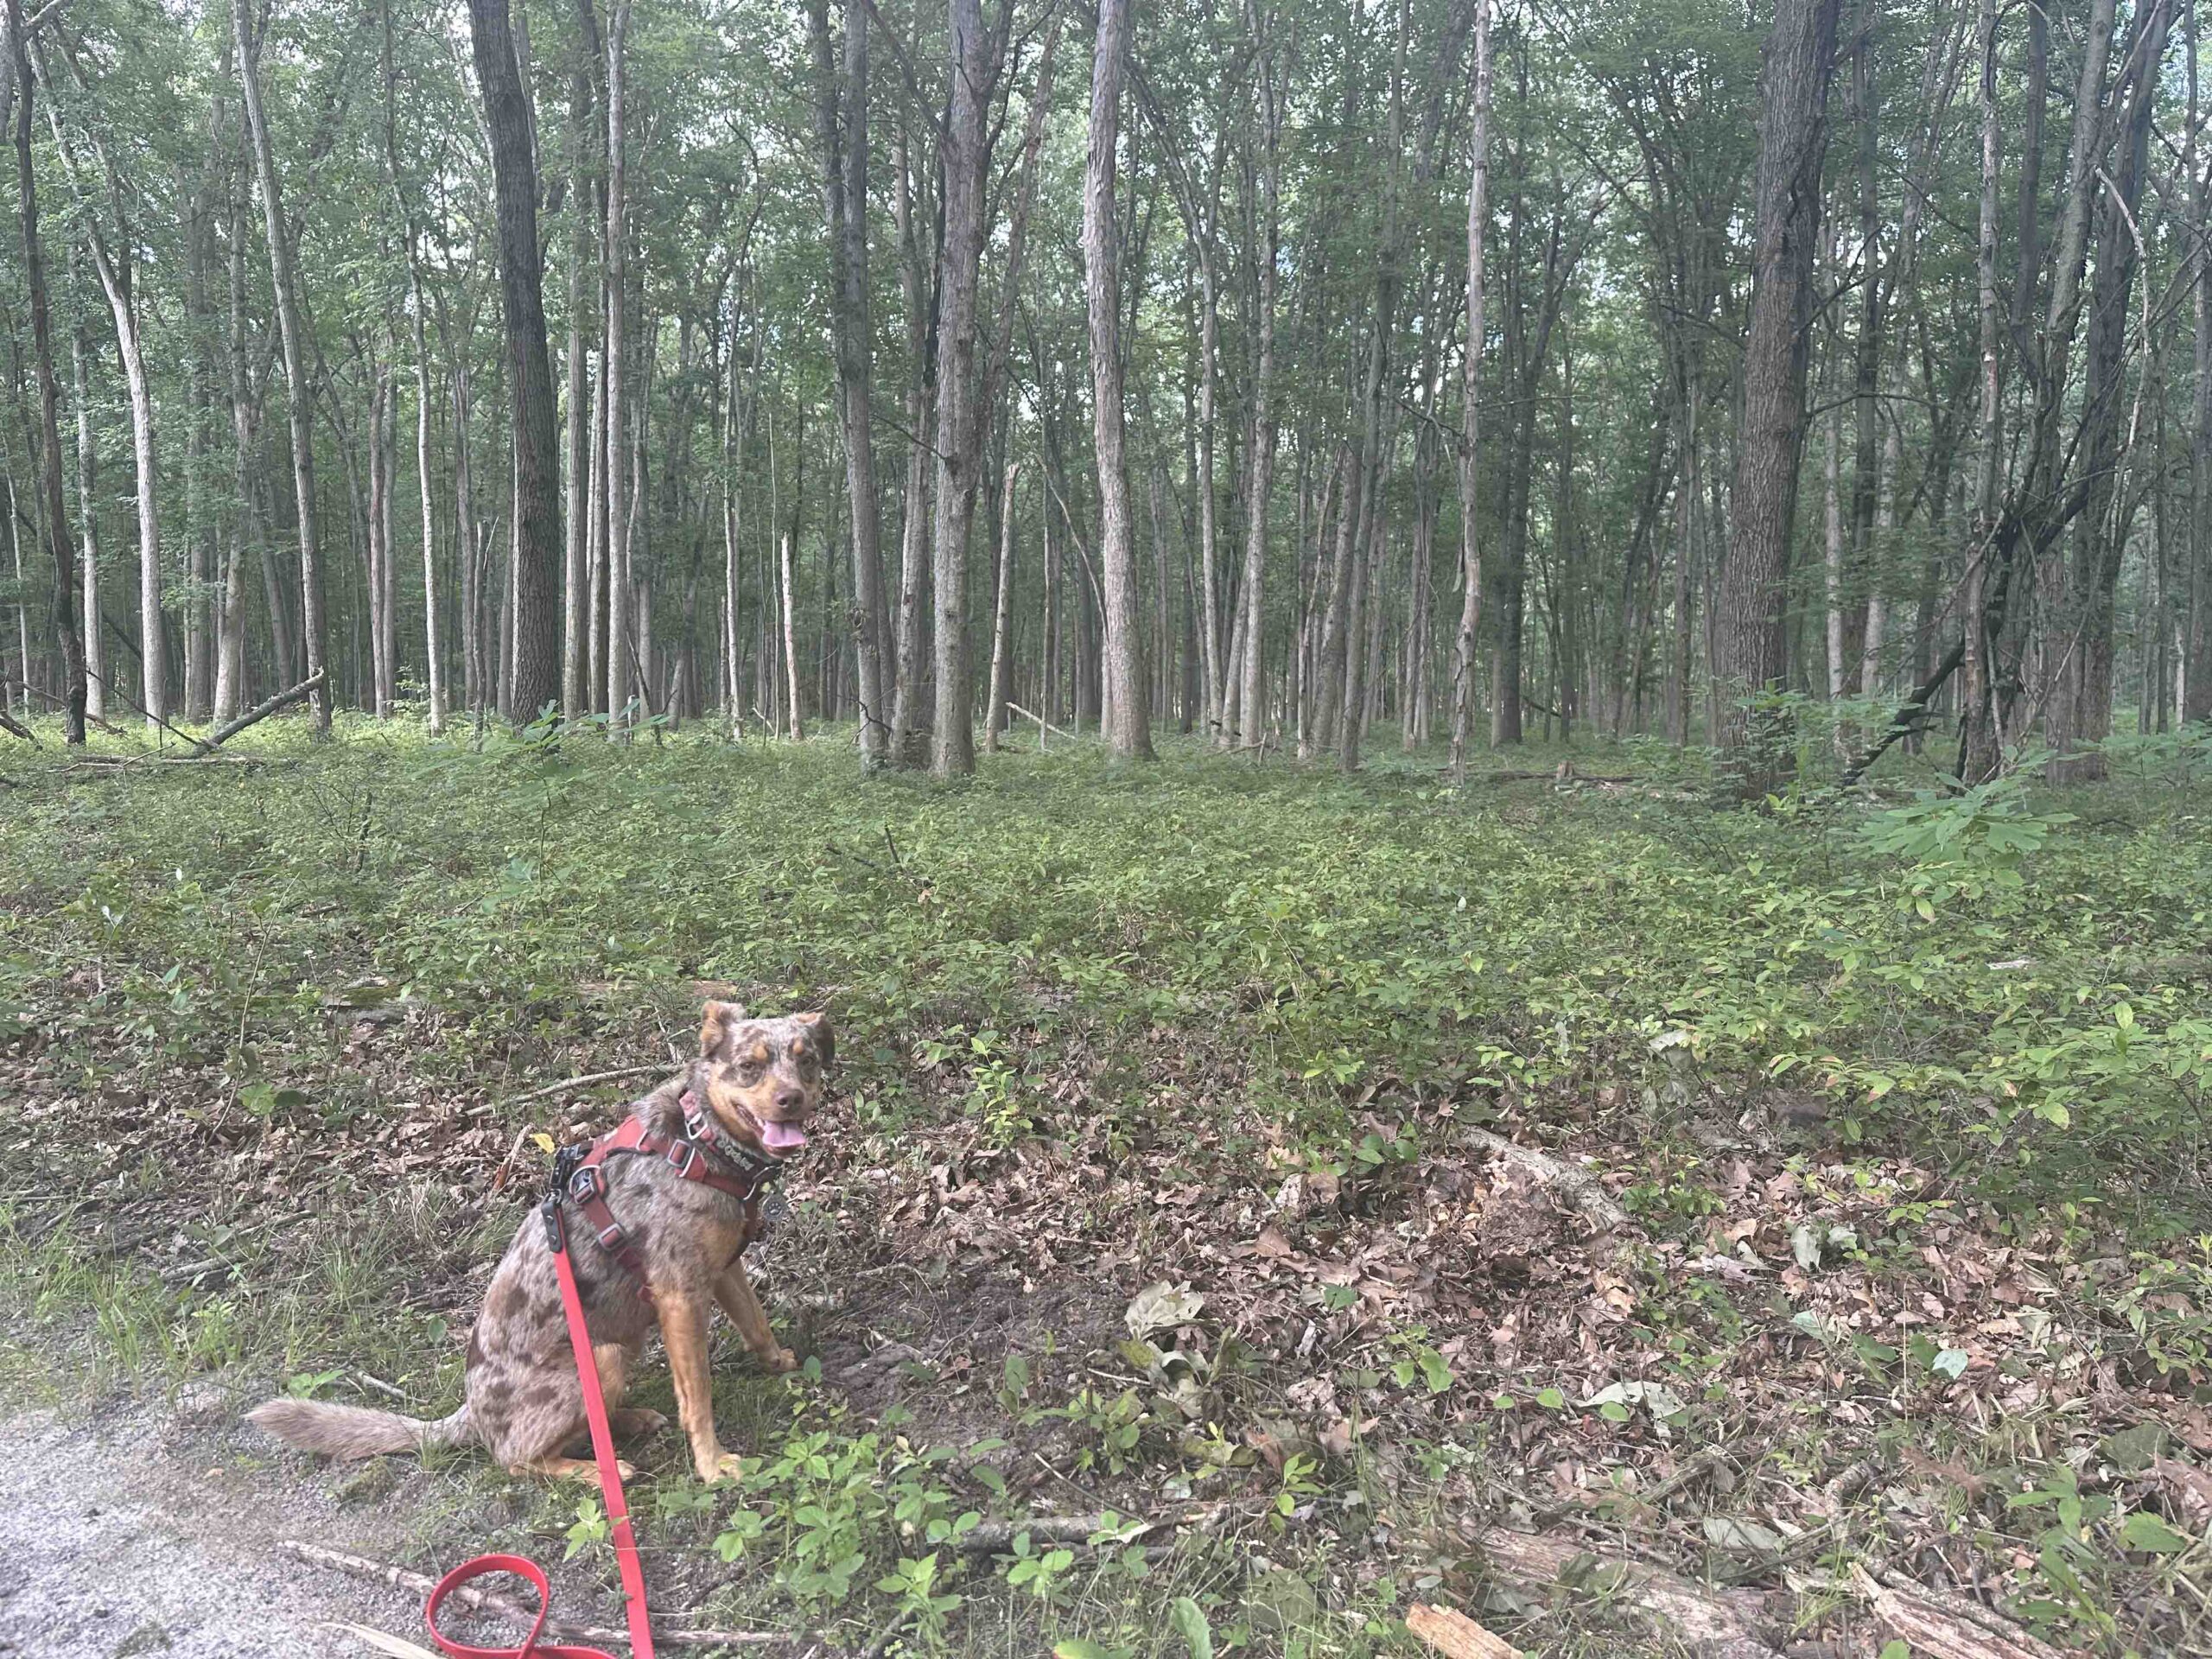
[234,0,328,735]
[1712,0,1840,791]
[1083,0,1153,761]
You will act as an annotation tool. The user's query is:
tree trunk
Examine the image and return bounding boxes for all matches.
[599,0,631,733]
[1084,0,1154,761]
[810,0,888,768]
[1235,6,1281,753]
[1447,0,1492,783]
[1713,0,1840,791]
[10,0,83,743]
[235,0,328,735]
[70,317,101,723]
[985,461,1020,750]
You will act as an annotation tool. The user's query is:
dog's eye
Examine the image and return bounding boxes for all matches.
[735,1060,766,1084]
[797,1053,820,1077]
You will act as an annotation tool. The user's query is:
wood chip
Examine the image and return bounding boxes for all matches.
[1406,1603,1521,1658]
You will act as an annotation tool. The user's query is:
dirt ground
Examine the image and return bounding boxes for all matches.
[0,1400,423,1658]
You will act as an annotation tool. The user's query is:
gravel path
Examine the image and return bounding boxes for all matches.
[0,1406,419,1659]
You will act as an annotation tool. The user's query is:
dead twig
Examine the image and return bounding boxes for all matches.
[499,1065,672,1109]
[278,1541,799,1649]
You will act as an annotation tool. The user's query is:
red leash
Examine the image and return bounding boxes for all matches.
[425,1206,658,1659]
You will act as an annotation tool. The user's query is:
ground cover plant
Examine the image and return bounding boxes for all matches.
[3,718,2211,1656]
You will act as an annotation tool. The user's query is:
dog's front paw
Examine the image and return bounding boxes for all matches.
[762,1345,799,1375]
[699,1449,745,1485]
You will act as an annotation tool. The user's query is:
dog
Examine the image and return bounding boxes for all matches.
[250,1002,830,1484]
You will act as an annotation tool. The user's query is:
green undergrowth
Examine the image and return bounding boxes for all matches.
[5,715,2212,1656]
[3,715,2209,1222]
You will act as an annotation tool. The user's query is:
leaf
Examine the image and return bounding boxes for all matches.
[1931,1347,1971,1380]
[1535,1387,1567,1411]
[1125,1281,1205,1338]
[1790,1223,1823,1271]
[531,1131,556,1154]
[1167,1595,1214,1659]
[2121,1510,2190,1554]
[1052,1642,1119,1659]
[1700,1516,1784,1554]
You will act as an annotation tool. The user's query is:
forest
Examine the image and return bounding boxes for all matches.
[0,0,2196,779]
[3,0,2212,1657]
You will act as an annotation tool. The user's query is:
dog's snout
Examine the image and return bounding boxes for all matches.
[773,1087,805,1114]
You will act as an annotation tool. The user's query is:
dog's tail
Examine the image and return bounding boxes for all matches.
[246,1395,474,1460]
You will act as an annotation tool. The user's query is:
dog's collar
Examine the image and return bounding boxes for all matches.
[679,1090,785,1192]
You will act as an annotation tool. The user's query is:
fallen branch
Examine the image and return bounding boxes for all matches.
[0,706,35,744]
[279,1541,797,1649]
[195,670,326,754]
[1472,1529,1783,1659]
[1405,1604,1521,1658]
[953,1504,1224,1556]
[1853,1566,2067,1659]
[1462,1129,1630,1233]
[499,1064,672,1109]
[1005,701,1079,742]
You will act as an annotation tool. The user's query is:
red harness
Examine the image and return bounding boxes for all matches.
[423,1094,782,1659]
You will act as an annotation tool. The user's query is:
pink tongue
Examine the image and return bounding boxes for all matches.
[759,1119,808,1154]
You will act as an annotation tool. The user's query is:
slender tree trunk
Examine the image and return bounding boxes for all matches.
[1447,0,1492,783]
[70,318,101,722]
[562,44,593,721]
[1084,0,1153,760]
[235,0,327,734]
[10,0,82,741]
[986,461,1020,750]
[600,0,631,734]
[780,530,803,740]
[1235,3,1281,753]
[2192,0,2212,721]
[889,124,931,765]
[810,0,889,768]
[214,44,249,728]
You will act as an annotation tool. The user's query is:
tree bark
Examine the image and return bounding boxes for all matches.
[1447,0,1493,784]
[600,0,631,732]
[70,315,100,724]
[985,461,1020,751]
[465,0,566,728]
[234,0,328,735]
[810,0,888,768]
[1083,0,1154,761]
[1712,0,1840,791]
[8,0,82,743]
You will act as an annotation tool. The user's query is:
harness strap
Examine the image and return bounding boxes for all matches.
[562,1105,779,1295]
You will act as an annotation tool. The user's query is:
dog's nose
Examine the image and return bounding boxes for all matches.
[773,1088,805,1114]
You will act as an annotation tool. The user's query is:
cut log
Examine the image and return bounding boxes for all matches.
[1463,1129,1630,1233]
[1852,1566,2067,1659]
[194,669,325,754]
[1406,1603,1521,1658]
[1474,1529,1783,1659]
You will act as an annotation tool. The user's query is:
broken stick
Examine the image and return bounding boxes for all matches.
[1405,1604,1521,1658]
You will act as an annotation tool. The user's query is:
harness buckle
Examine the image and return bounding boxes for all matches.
[596,1218,630,1254]
[569,1163,607,1204]
[666,1140,704,1179]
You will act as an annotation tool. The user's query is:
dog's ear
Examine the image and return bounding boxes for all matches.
[700,1000,748,1058]
[797,1009,834,1065]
